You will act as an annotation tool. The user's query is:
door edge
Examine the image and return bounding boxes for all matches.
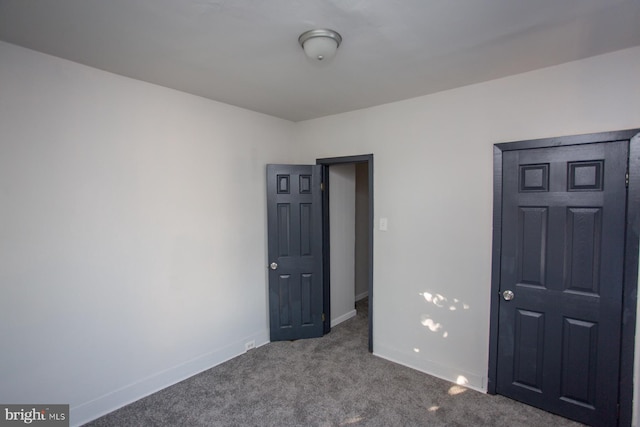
[620,131,640,426]
[487,145,504,395]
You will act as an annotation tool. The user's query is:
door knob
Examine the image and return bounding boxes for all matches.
[270,262,278,270]
[502,290,515,301]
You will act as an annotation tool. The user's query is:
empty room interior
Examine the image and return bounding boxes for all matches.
[1,1,640,426]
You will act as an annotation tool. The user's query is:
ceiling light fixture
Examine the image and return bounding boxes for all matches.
[298,29,342,61]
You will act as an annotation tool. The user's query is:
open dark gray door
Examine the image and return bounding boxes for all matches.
[267,164,323,341]
[496,141,628,426]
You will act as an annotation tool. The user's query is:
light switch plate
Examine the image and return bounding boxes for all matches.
[379,217,388,231]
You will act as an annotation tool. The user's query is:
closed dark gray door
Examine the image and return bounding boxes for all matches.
[267,164,323,341]
[496,141,628,426]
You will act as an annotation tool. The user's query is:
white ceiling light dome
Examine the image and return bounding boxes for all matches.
[298,29,342,61]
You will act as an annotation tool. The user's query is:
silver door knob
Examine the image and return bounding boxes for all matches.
[270,262,278,270]
[503,290,515,301]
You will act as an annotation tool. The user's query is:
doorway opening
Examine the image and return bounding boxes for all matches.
[317,154,374,352]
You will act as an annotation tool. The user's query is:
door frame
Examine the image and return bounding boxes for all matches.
[487,129,640,425]
[317,154,374,352]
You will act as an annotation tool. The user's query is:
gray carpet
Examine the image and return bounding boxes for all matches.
[85,299,584,426]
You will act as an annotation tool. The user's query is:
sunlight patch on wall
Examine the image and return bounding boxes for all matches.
[420,316,442,332]
[418,291,471,339]
[419,292,471,311]
[456,375,469,385]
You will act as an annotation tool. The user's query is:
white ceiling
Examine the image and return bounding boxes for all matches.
[1,0,639,122]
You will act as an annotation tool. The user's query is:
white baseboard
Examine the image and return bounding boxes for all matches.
[331,309,357,327]
[374,343,486,393]
[355,291,369,301]
[71,330,269,427]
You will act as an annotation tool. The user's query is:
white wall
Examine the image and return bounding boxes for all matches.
[0,42,299,426]
[329,164,356,326]
[296,46,640,392]
[2,39,640,426]
[354,163,369,301]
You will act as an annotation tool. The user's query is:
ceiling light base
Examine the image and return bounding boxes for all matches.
[298,29,342,61]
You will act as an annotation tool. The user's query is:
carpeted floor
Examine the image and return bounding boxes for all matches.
[85,299,584,426]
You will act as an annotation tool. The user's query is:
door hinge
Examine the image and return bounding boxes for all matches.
[322,313,325,322]
[626,170,630,187]
[617,403,620,419]
[320,182,325,191]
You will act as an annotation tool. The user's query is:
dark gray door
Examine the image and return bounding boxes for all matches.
[267,164,323,341]
[496,141,628,426]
